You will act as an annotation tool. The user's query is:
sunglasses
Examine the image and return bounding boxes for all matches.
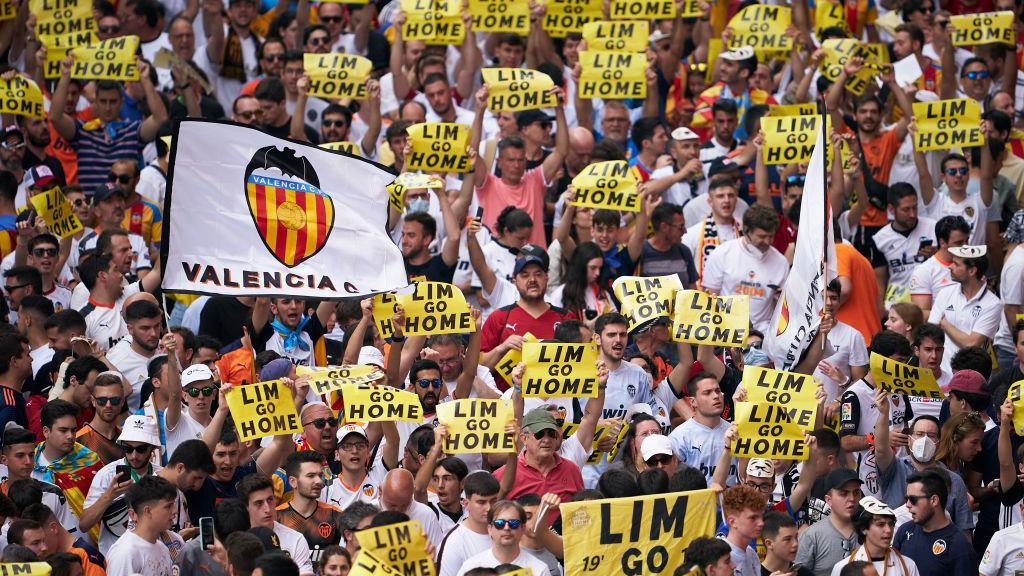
[120,443,151,454]
[107,173,133,184]
[417,378,443,389]
[945,167,969,176]
[1,141,24,150]
[185,387,216,398]
[492,519,522,530]
[31,247,57,258]
[322,120,348,128]
[321,15,343,23]
[647,454,673,466]
[3,282,28,293]
[535,121,552,130]
[71,198,87,207]
[688,62,708,72]
[532,428,560,440]
[99,25,120,34]
[303,417,339,429]
[263,53,284,62]
[94,395,122,406]
[236,110,264,121]
[786,175,806,185]
[905,494,928,505]
[309,36,329,47]
[964,70,990,80]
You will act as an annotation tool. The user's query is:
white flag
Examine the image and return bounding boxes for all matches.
[764,123,837,370]
[162,120,407,298]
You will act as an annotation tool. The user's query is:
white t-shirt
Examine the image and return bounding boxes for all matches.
[928,283,1002,375]
[43,283,72,313]
[164,410,207,459]
[456,547,552,576]
[908,255,953,299]
[830,547,920,576]
[980,522,1024,576]
[105,529,174,576]
[669,417,735,485]
[724,538,761,576]
[403,500,446,550]
[438,523,493,576]
[29,345,54,379]
[682,192,749,229]
[79,281,143,352]
[872,218,937,306]
[920,188,993,246]
[994,246,1024,352]
[812,321,869,401]
[274,521,315,575]
[83,459,164,555]
[137,162,167,208]
[73,230,152,278]
[650,164,704,208]
[321,462,387,510]
[105,338,156,411]
[681,219,740,273]
[700,237,789,332]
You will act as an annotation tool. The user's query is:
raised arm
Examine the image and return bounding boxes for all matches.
[554,188,579,259]
[48,55,77,141]
[573,361,608,452]
[202,0,226,66]
[911,129,936,206]
[872,388,896,473]
[291,76,312,141]
[161,334,184,431]
[454,13,480,103]
[471,86,490,189]
[466,213,496,294]
[360,79,382,156]
[453,309,482,400]
[627,190,657,262]
[352,3,372,55]
[138,60,168,142]
[385,305,406,388]
[541,88,568,183]
[389,11,412,102]
[980,120,995,208]
[880,65,913,142]
[938,23,957,101]
[997,398,1018,490]
[414,426,447,503]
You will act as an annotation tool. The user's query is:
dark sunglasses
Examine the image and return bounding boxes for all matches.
[185,387,216,398]
[492,519,522,530]
[1,141,24,150]
[236,110,264,121]
[94,396,122,406]
[309,36,329,47]
[99,25,120,33]
[964,70,990,80]
[905,494,928,505]
[786,175,806,185]
[263,53,284,62]
[31,247,57,258]
[647,454,673,466]
[417,378,443,389]
[945,167,969,176]
[322,120,348,128]
[107,173,133,184]
[532,428,560,440]
[303,417,339,429]
[321,15,343,23]
[535,121,552,130]
[3,282,28,293]
[119,443,151,454]
[71,198,87,207]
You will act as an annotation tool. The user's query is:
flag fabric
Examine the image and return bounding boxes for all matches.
[764,122,837,370]
[161,120,407,298]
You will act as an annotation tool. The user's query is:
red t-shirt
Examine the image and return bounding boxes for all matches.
[480,303,576,354]
[493,452,583,522]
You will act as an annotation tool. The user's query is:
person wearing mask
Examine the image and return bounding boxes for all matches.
[795,469,864,576]
[455,500,551,576]
[237,473,314,576]
[831,497,920,576]
[104,476,179,575]
[893,469,977,573]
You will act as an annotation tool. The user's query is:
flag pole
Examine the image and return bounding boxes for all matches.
[821,111,829,351]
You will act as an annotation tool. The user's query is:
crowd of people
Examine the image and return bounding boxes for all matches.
[0,0,1021,574]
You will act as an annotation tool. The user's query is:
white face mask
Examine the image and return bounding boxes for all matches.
[910,435,937,462]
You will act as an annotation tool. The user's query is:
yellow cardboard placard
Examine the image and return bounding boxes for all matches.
[494,332,537,382]
[543,0,602,38]
[768,103,817,117]
[815,0,850,37]
[761,115,824,165]
[296,364,385,395]
[578,50,647,100]
[569,160,640,212]
[356,520,436,576]
[371,282,475,337]
[225,380,302,442]
[340,385,423,423]
[951,11,1015,46]
[819,39,884,96]
[521,342,599,398]
[29,187,83,239]
[742,366,819,405]
[69,36,140,81]
[436,398,516,453]
[468,0,529,34]
[612,275,682,332]
[733,401,816,460]
[481,68,557,112]
[609,0,674,20]
[372,292,400,340]
[31,0,97,49]
[304,53,372,100]
[400,0,465,44]
[560,490,717,576]
[405,122,472,173]
[0,564,52,576]
[562,421,629,464]
[582,20,649,52]
[320,141,361,156]
[727,4,793,55]
[869,352,945,399]
[349,550,400,576]
[1009,380,1024,436]
[0,75,45,118]
[912,98,983,152]
[671,290,749,347]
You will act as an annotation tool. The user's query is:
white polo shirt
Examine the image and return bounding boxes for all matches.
[928,283,1002,375]
[873,217,936,306]
[701,237,789,332]
[994,246,1024,353]
[908,255,953,300]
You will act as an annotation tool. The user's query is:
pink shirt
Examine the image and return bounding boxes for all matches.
[476,167,548,248]
[493,452,583,522]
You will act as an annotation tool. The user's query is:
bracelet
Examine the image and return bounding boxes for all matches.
[391,335,405,343]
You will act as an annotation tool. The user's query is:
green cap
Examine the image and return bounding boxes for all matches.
[522,408,559,434]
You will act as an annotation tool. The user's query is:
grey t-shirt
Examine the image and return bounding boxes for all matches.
[877,456,974,530]
[795,517,860,576]
[175,538,227,576]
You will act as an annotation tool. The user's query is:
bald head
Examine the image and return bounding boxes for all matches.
[122,292,159,315]
[381,469,414,512]
[991,92,1015,117]
[567,127,596,172]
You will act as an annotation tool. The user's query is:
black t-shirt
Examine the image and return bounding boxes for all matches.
[405,254,456,283]
[185,460,257,520]
[262,119,319,144]
[198,296,252,349]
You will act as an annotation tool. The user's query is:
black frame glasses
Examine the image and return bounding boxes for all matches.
[303,417,339,429]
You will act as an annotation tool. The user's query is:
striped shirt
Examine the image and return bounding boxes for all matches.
[71,119,145,192]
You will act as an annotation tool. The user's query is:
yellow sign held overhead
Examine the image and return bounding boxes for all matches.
[400,0,465,44]
[951,11,1015,46]
[612,275,681,332]
[570,160,640,212]
[815,0,850,37]
[582,20,649,52]
[0,75,44,118]
[727,4,793,55]
[912,98,983,152]
[733,401,815,460]
[70,35,140,81]
[1009,380,1024,436]
[0,0,15,20]
[609,0,674,20]
[769,103,817,117]
[356,520,436,576]
[31,0,97,49]
[226,380,303,442]
[819,39,886,96]
[304,53,372,100]
[340,385,423,423]
[386,173,443,213]
[436,399,516,453]
[543,0,602,38]
[481,68,557,112]
[29,187,83,239]
[296,365,385,395]
[494,332,537,382]
[870,353,945,399]
[742,366,818,405]
[671,290,749,347]
[562,421,629,464]
[468,0,529,34]
[761,115,825,165]
[522,342,599,398]
[406,122,472,173]
[578,50,647,100]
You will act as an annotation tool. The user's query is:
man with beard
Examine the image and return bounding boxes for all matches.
[424,334,500,400]
[74,188,153,285]
[0,127,26,183]
[17,118,65,186]
[291,80,381,159]
[107,300,163,409]
[2,426,77,531]
[928,246,1001,375]
[873,184,938,309]
[592,313,657,423]
[252,296,335,367]
[276,451,343,566]
[918,150,994,246]
[893,469,977,573]
[164,364,217,457]
[110,159,161,250]
[77,250,162,352]
[77,372,126,464]
[295,402,342,474]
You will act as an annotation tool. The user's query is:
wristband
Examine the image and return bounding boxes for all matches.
[391,335,405,343]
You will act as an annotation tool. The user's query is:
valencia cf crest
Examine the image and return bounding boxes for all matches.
[317,521,333,539]
[244,146,336,267]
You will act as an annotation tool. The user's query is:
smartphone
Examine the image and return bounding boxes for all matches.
[115,464,131,484]
[475,206,483,219]
[199,517,214,549]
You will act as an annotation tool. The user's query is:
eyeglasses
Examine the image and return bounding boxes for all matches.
[107,173,133,184]
[745,481,774,493]
[236,109,264,121]
[535,121,552,130]
[944,167,969,176]
[322,120,348,128]
[3,282,28,293]
[340,441,368,451]
[119,443,151,454]
[492,519,522,530]
[303,417,339,429]
[532,428,560,440]
[964,70,990,80]
[417,378,443,389]
[436,357,461,368]
[1,141,24,150]
[93,396,122,406]
[321,15,343,23]
[647,454,673,466]
[688,62,708,72]
[71,198,87,207]
[786,175,806,185]
[185,387,216,398]
[906,494,928,505]
[742,340,763,354]
[31,248,57,258]
[99,25,120,34]
[309,36,329,47]
[263,53,284,62]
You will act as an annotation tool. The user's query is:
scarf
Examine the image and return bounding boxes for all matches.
[696,216,741,284]
[221,26,247,83]
[272,315,311,352]
[32,442,103,540]
[82,118,132,141]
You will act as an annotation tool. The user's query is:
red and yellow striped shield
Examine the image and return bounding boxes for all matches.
[246,174,335,267]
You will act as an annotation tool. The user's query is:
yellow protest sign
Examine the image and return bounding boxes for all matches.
[0,564,52,576]
[225,380,302,442]
[609,0,674,20]
[356,520,436,576]
[562,421,629,464]
[468,0,529,34]
[320,141,361,156]
[436,399,516,453]
[296,365,385,395]
[400,0,464,44]
[340,385,423,423]
[951,11,1015,46]
[543,0,602,38]
[561,489,717,576]
[0,75,44,118]
[406,122,471,173]
[570,160,640,212]
[727,4,792,55]
[349,550,400,576]
[912,98,983,152]
[671,290,749,347]
[815,0,850,37]
[869,353,944,399]
[494,332,537,382]
[761,115,824,165]
[819,39,885,96]
[1009,380,1024,436]
[29,187,83,239]
[405,281,475,335]
[0,0,15,20]
[578,50,647,99]
[612,275,681,332]
[372,292,400,340]
[678,0,701,17]
[304,53,372,100]
[31,0,96,49]
[481,68,556,112]
[522,342,599,398]
[733,401,815,460]
[386,173,443,213]
[769,103,817,117]
[582,20,648,52]
[69,36,140,81]
[742,366,819,405]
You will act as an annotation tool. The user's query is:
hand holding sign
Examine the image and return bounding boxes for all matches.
[869,353,944,399]
[225,380,303,442]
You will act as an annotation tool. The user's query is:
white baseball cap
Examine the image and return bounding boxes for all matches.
[640,434,674,461]
[948,245,987,259]
[336,423,368,442]
[720,46,755,61]
[181,364,215,386]
[357,346,385,369]
[746,458,775,479]
[671,126,700,141]
[118,415,161,447]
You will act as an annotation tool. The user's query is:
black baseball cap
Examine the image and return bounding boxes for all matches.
[516,110,554,130]
[824,468,863,493]
[512,244,549,276]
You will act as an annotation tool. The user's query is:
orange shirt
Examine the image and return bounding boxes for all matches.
[859,129,903,227]
[835,243,881,345]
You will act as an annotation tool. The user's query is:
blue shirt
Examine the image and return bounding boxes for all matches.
[892,520,976,574]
